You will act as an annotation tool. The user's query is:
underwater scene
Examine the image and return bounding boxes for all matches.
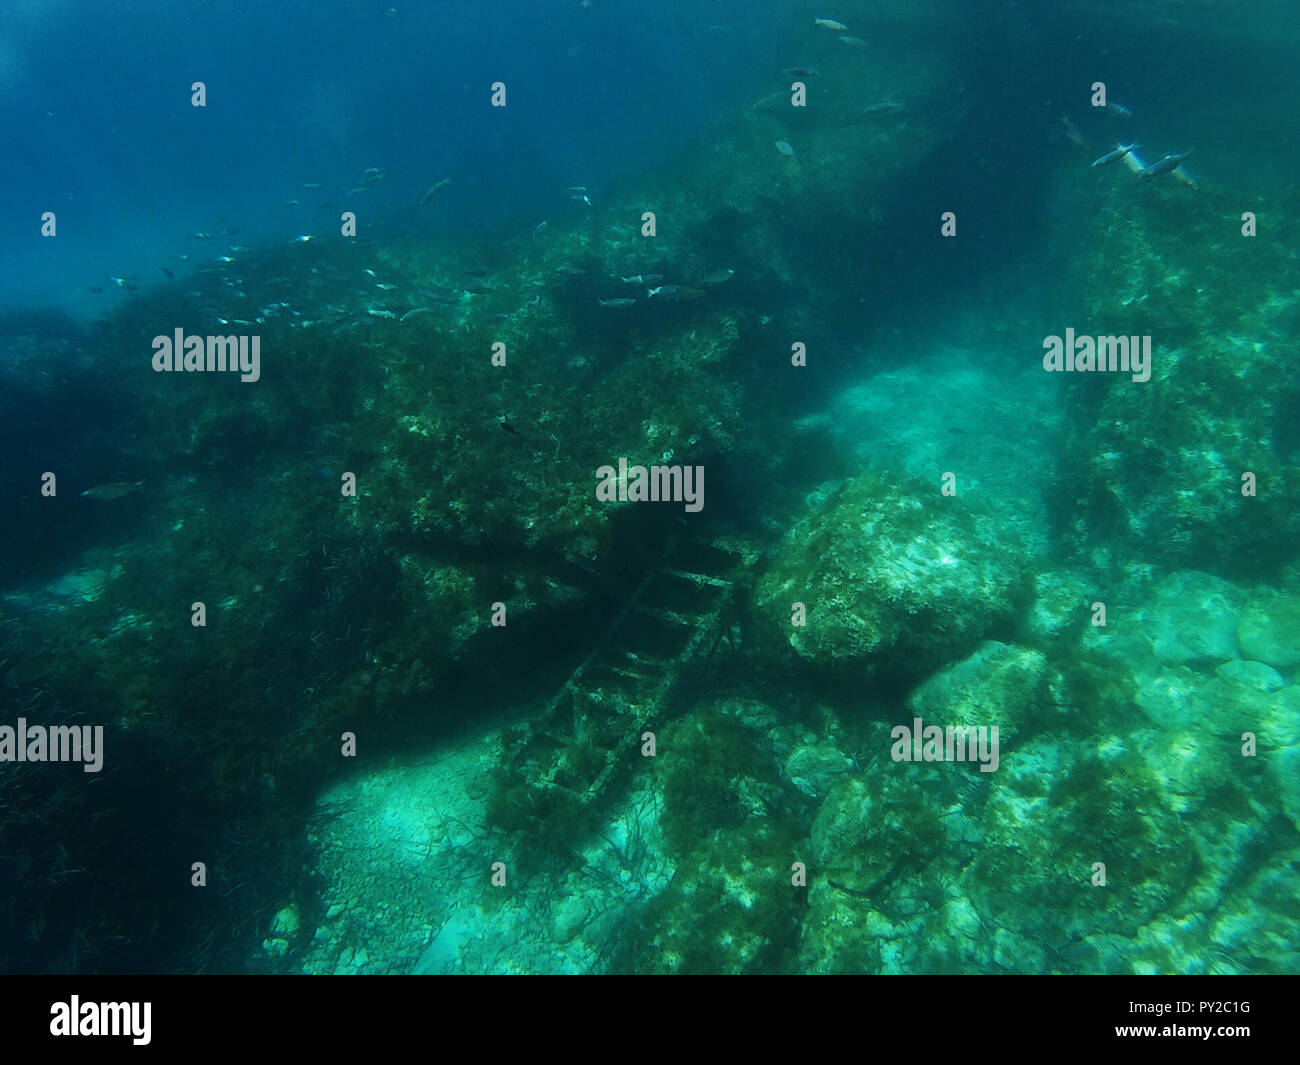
[1,0,1298,977]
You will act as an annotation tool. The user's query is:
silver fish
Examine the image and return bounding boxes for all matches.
[1091,143,1140,168]
[647,285,705,302]
[1139,151,1193,182]
[599,298,636,309]
[1060,114,1090,153]
[82,481,143,501]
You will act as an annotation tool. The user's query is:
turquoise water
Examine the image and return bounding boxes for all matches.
[1,0,1297,974]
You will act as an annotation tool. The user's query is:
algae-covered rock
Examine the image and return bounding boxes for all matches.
[1144,571,1243,665]
[1020,569,1091,646]
[783,742,852,799]
[906,640,1052,747]
[754,469,1028,680]
[1059,182,1300,574]
[1274,744,1300,834]
[1237,594,1300,671]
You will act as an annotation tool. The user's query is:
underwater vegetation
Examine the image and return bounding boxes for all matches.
[3,1,1299,976]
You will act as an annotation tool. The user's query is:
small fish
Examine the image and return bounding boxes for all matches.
[838,35,867,46]
[88,286,103,294]
[1139,151,1193,182]
[228,245,250,253]
[365,307,397,319]
[647,285,705,302]
[619,274,662,286]
[280,199,300,206]
[364,167,384,175]
[399,307,433,322]
[160,266,174,279]
[781,67,820,79]
[301,182,323,189]
[701,268,735,286]
[568,186,587,194]
[774,140,796,157]
[374,282,398,291]
[753,91,788,112]
[532,220,549,240]
[190,232,214,240]
[291,234,315,243]
[865,100,903,114]
[499,419,519,434]
[81,481,143,500]
[420,178,451,204]
[599,298,637,308]
[1060,114,1090,153]
[347,186,369,196]
[814,18,848,31]
[1091,143,1140,168]
[556,265,586,276]
[571,192,592,206]
[108,276,134,289]
[1104,101,1132,118]
[214,255,236,263]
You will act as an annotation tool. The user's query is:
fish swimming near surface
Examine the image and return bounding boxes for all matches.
[1091,143,1140,168]
[647,285,706,302]
[81,481,143,500]
[753,91,788,112]
[1139,151,1193,182]
[420,179,451,205]
[1060,114,1090,153]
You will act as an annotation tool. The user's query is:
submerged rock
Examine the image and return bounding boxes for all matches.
[754,469,1029,680]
